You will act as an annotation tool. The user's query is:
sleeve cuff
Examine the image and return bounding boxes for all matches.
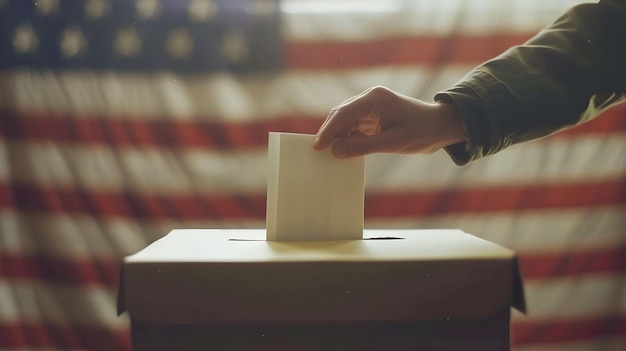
[434,70,515,165]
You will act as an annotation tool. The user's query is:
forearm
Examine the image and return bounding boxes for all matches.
[435,0,626,165]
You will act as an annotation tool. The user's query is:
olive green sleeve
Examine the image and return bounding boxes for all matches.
[435,0,626,165]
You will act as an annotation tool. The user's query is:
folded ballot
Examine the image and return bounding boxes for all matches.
[266,132,365,241]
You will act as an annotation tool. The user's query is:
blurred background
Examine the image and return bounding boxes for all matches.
[0,0,624,350]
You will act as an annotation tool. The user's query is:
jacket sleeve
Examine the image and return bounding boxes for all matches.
[434,0,626,165]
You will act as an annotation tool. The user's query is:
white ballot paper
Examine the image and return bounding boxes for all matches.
[266,132,365,241]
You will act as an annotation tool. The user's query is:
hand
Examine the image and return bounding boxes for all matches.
[313,86,466,158]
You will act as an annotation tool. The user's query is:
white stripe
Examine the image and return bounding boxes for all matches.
[367,206,626,253]
[0,279,128,329]
[0,210,164,260]
[0,65,473,119]
[2,140,269,194]
[365,134,626,190]
[6,64,622,126]
[2,134,625,194]
[513,273,626,320]
[0,209,262,259]
[515,337,626,351]
[282,0,591,40]
[1,207,624,260]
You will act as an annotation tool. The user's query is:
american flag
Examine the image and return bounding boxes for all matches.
[1,0,625,350]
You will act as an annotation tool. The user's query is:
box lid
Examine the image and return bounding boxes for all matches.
[118,229,525,324]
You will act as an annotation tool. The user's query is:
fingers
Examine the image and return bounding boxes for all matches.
[313,88,376,151]
[355,113,381,136]
[313,108,342,150]
[313,109,352,150]
[331,129,405,158]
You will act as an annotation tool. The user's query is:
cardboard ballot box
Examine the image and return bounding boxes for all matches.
[118,229,525,351]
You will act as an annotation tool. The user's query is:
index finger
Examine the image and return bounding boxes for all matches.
[313,92,371,150]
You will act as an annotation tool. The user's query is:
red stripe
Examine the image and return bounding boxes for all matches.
[0,112,322,149]
[286,34,533,69]
[0,255,120,286]
[518,246,626,280]
[365,179,626,219]
[0,324,130,351]
[0,180,624,221]
[1,107,624,149]
[512,315,626,346]
[548,105,626,139]
[1,246,623,287]
[0,183,265,220]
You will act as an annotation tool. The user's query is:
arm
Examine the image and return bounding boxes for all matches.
[436,0,626,165]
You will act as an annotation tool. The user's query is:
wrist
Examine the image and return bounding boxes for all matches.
[434,102,466,147]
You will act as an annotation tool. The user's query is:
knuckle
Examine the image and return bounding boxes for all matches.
[367,86,396,104]
[368,85,392,97]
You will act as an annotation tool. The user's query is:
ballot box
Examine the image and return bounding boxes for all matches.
[117,229,526,351]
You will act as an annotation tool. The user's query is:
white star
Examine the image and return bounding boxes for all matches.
[136,0,159,19]
[166,28,194,59]
[13,24,38,54]
[60,27,88,58]
[85,0,109,20]
[114,27,142,57]
[35,0,59,16]
[188,0,217,22]
[220,30,249,64]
